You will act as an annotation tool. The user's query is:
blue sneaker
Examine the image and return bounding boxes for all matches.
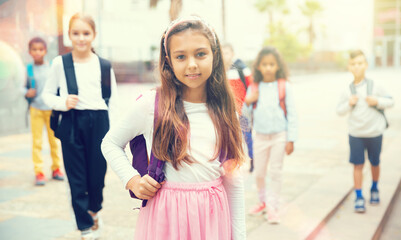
[355,197,366,213]
[370,190,380,205]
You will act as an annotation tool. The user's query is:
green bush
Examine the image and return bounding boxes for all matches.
[264,23,312,62]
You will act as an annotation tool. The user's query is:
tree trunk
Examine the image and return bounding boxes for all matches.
[268,10,274,44]
[56,0,70,54]
[169,0,182,21]
[150,0,158,7]
[222,0,226,41]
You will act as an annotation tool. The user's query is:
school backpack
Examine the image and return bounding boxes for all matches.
[349,78,389,128]
[251,78,287,117]
[25,64,36,105]
[128,89,166,208]
[232,59,248,90]
[50,53,112,138]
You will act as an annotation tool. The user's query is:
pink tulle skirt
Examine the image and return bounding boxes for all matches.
[134,178,231,240]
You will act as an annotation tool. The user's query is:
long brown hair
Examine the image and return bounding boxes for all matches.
[152,18,245,170]
[253,46,289,83]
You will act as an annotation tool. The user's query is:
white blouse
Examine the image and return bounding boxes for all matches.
[42,54,118,126]
[101,89,246,239]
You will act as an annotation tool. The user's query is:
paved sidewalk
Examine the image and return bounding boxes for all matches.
[0,69,400,239]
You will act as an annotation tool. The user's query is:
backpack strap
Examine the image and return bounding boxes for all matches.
[99,57,111,106]
[148,89,166,180]
[25,64,36,106]
[142,89,165,207]
[366,78,373,96]
[62,53,78,95]
[233,60,248,90]
[251,82,259,109]
[365,79,389,128]
[349,82,357,95]
[278,78,287,118]
[349,79,389,128]
[62,53,112,104]
[26,64,35,88]
[234,65,247,90]
[61,53,79,143]
[251,80,287,118]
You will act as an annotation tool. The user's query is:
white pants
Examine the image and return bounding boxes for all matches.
[253,131,287,209]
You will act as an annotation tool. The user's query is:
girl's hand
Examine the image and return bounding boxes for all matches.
[366,96,378,107]
[245,90,259,106]
[126,174,164,200]
[25,88,36,98]
[66,94,79,110]
[349,95,358,106]
[285,142,294,155]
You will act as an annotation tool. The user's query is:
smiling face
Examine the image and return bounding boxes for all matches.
[68,19,96,54]
[168,29,213,101]
[29,42,47,64]
[257,53,279,82]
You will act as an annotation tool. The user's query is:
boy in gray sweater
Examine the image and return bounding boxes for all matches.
[337,50,394,213]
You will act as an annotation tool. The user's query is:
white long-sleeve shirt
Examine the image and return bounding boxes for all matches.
[42,54,118,125]
[242,81,298,142]
[336,79,394,137]
[101,89,246,240]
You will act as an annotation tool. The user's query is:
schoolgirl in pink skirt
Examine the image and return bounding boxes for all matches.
[102,16,246,240]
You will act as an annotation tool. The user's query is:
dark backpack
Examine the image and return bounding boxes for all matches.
[232,59,248,90]
[50,53,112,138]
[128,89,166,208]
[349,79,389,128]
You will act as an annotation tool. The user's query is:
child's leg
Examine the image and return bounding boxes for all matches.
[243,128,254,171]
[253,133,271,203]
[349,135,366,197]
[60,113,93,231]
[353,164,364,191]
[239,115,254,171]
[366,135,382,205]
[30,107,45,175]
[43,110,61,171]
[84,111,108,214]
[366,135,382,189]
[371,165,380,183]
[266,132,286,211]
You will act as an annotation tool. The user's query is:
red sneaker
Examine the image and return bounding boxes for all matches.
[52,169,64,181]
[35,172,46,186]
[248,202,266,215]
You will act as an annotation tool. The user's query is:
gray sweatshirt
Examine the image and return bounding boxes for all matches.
[336,79,394,138]
[23,62,52,110]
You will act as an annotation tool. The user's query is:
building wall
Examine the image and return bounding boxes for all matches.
[373,0,401,67]
[0,0,58,136]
